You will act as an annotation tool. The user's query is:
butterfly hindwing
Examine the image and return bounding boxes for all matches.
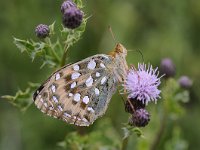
[33,54,118,126]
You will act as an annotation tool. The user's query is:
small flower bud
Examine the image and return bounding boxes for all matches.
[160,58,176,78]
[35,24,49,39]
[125,98,145,114]
[61,0,76,14]
[129,109,150,127]
[62,6,83,29]
[178,76,193,89]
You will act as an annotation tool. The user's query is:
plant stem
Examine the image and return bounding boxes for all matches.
[60,44,69,67]
[150,111,167,150]
[121,137,129,150]
[45,38,60,63]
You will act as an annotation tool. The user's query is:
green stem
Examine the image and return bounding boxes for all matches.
[150,111,167,150]
[121,137,129,150]
[45,38,60,63]
[60,44,69,67]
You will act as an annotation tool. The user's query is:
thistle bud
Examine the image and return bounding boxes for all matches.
[160,58,176,78]
[35,24,49,39]
[178,76,193,89]
[129,108,150,127]
[61,0,76,14]
[62,6,83,29]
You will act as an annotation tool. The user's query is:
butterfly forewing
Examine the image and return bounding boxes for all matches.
[33,54,118,126]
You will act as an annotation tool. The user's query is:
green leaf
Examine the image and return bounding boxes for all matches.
[161,78,186,119]
[174,90,190,103]
[13,38,34,53]
[164,126,188,150]
[49,22,56,36]
[74,0,83,8]
[2,82,40,112]
[122,125,144,139]
[58,118,121,150]
[14,36,61,68]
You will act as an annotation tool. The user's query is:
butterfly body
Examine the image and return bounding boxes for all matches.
[33,43,128,126]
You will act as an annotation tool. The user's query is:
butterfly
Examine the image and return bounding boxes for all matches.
[33,43,128,126]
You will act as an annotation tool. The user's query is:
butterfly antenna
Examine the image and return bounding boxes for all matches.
[127,49,145,62]
[108,25,117,44]
[136,49,144,62]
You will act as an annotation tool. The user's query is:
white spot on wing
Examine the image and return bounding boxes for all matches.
[73,93,81,102]
[85,76,93,87]
[40,98,44,103]
[82,96,89,104]
[82,118,88,122]
[103,55,109,59]
[96,72,100,77]
[87,107,95,113]
[71,72,81,80]
[100,63,106,68]
[53,96,58,103]
[101,77,107,85]
[44,103,48,107]
[87,60,96,70]
[49,106,54,110]
[51,84,56,93]
[95,88,100,95]
[71,82,76,89]
[58,105,63,111]
[64,112,71,117]
[55,73,61,80]
[73,65,80,71]
[69,93,73,97]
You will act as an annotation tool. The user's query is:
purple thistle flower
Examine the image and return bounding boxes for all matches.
[125,63,162,105]
[178,76,193,89]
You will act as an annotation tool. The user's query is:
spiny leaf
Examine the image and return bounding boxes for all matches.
[2,82,40,112]
[49,22,56,36]
[122,125,144,139]
[13,38,34,53]
[74,0,83,8]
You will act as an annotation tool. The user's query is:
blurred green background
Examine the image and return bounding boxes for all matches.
[0,0,200,150]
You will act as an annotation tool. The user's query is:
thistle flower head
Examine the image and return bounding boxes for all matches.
[125,63,162,105]
[160,58,176,78]
[178,76,193,89]
[35,24,49,39]
[62,6,83,29]
[129,108,150,127]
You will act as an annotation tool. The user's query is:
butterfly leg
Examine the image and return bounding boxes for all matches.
[121,70,136,113]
